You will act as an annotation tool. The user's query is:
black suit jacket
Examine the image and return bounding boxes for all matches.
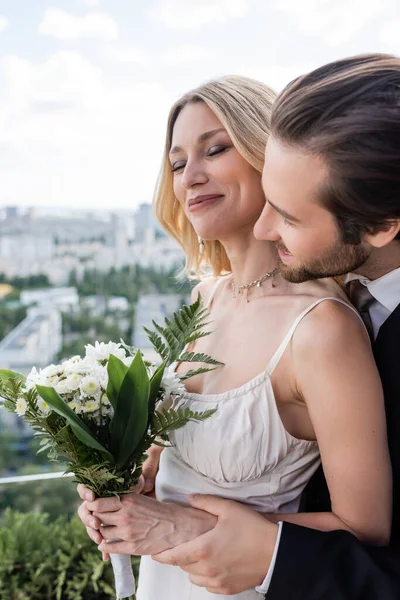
[267,302,400,600]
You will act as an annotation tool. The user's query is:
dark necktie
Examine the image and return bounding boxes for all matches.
[348,279,375,339]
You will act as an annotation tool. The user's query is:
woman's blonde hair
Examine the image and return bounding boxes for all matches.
[154,75,277,278]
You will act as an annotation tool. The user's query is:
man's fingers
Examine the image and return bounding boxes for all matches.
[86,496,121,513]
[152,535,205,567]
[142,446,163,492]
[102,551,110,561]
[188,494,233,517]
[132,475,145,494]
[77,484,95,502]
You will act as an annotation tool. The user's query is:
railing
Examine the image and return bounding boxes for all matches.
[0,470,72,485]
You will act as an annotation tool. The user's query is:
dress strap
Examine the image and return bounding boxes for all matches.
[266,297,367,375]
[206,277,226,309]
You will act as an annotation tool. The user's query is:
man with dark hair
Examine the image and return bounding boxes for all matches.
[152,54,400,600]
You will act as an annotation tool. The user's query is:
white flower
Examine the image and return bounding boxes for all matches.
[15,397,28,416]
[47,374,60,386]
[80,376,101,397]
[68,400,82,414]
[85,341,126,362]
[63,357,93,376]
[161,364,186,398]
[41,364,62,378]
[82,399,100,413]
[102,394,111,405]
[25,367,42,390]
[55,379,69,395]
[37,398,51,415]
[65,373,82,391]
[122,356,134,367]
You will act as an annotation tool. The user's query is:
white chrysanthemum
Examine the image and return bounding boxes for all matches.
[65,373,82,391]
[161,364,186,398]
[25,367,43,390]
[47,374,59,386]
[15,397,28,416]
[41,364,62,378]
[102,394,111,405]
[68,400,83,414]
[63,357,93,376]
[80,376,100,397]
[85,341,126,362]
[37,398,51,415]
[82,399,100,413]
[55,379,69,395]
[122,356,134,367]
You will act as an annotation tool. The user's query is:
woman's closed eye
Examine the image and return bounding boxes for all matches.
[171,144,230,173]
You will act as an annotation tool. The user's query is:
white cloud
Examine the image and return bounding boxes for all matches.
[104,45,149,66]
[149,0,249,29]
[38,8,118,41]
[239,63,318,92]
[271,0,391,46]
[84,0,100,6]
[162,45,212,66]
[0,15,9,32]
[0,52,174,209]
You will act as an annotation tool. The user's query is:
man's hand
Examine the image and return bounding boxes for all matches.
[153,494,279,595]
[141,444,164,496]
[77,490,216,557]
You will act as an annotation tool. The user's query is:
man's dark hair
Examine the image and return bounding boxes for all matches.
[271,54,400,243]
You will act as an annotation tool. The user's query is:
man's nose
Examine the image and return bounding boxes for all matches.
[254,203,280,241]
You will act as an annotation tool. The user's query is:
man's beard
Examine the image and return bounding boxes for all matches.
[275,239,371,284]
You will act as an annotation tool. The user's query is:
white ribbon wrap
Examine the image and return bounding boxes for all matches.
[110,553,136,599]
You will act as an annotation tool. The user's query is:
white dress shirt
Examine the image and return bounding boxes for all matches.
[256,267,400,595]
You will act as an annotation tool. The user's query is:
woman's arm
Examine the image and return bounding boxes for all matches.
[271,301,392,545]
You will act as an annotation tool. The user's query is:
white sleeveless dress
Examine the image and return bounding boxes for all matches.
[137,285,362,600]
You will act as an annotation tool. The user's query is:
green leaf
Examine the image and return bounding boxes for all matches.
[148,363,165,414]
[178,352,223,366]
[36,385,114,463]
[106,354,128,411]
[179,367,219,381]
[0,369,26,384]
[109,352,150,469]
[144,294,220,367]
[151,406,217,437]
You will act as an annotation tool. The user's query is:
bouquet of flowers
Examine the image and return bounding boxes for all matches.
[0,296,222,599]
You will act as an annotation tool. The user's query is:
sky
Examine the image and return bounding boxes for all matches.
[0,0,399,212]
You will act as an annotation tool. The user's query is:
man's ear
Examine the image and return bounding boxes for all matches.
[364,220,400,248]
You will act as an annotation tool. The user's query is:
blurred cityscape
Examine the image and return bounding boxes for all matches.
[0,203,191,478]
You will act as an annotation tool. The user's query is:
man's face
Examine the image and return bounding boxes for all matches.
[253,137,370,283]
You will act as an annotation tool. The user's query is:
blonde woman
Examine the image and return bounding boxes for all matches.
[78,76,391,600]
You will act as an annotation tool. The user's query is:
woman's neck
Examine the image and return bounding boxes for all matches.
[221,233,279,286]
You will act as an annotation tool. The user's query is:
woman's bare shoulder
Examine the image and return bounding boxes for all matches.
[290,276,349,303]
[191,276,223,304]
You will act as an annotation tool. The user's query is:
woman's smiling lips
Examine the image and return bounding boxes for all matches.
[188,194,224,211]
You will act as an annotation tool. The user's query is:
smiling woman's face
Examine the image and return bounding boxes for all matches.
[169,101,266,242]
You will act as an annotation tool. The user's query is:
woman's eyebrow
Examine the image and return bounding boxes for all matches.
[169,128,226,155]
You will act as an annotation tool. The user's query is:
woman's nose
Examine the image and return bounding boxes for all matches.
[181,160,208,189]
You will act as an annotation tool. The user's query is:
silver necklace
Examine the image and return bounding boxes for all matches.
[231,267,279,303]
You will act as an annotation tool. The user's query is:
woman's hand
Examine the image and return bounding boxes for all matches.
[77,479,144,561]
[77,482,217,558]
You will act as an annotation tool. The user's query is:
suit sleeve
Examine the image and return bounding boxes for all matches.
[266,522,400,600]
